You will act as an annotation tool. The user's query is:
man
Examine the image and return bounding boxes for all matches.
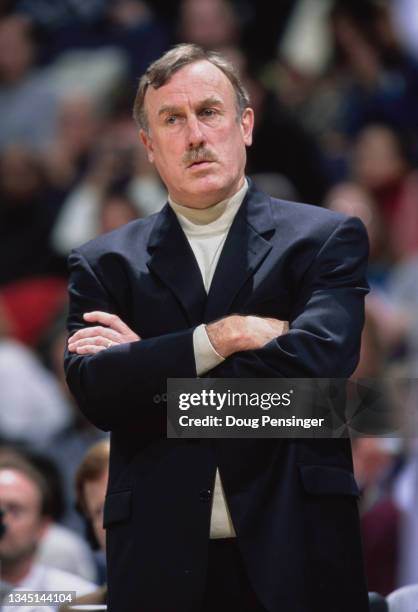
[65,44,369,611]
[75,439,110,556]
[0,454,95,611]
[60,440,110,610]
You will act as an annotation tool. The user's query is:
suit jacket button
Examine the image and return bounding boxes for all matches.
[199,489,211,502]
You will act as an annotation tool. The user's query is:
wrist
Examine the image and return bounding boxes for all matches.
[206,316,243,358]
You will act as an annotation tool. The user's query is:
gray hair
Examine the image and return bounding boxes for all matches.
[133,43,250,132]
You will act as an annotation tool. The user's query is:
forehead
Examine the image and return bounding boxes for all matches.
[144,60,235,115]
[0,469,40,505]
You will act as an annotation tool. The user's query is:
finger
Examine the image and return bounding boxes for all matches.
[69,344,107,355]
[69,326,119,343]
[68,336,115,350]
[83,311,133,335]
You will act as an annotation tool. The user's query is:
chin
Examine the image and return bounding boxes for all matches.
[191,175,235,199]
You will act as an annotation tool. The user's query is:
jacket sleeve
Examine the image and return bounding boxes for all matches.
[207,216,369,380]
[64,250,197,431]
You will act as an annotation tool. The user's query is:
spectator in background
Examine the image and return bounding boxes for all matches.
[14,0,170,102]
[329,1,418,136]
[59,440,110,610]
[0,447,97,585]
[325,179,411,377]
[0,15,58,152]
[43,94,102,190]
[75,440,109,556]
[244,68,328,203]
[104,0,170,96]
[352,124,418,262]
[273,0,418,187]
[51,119,166,255]
[98,191,139,235]
[353,437,403,596]
[0,339,71,448]
[0,142,68,348]
[0,146,66,287]
[72,440,110,607]
[0,453,96,610]
[325,181,387,283]
[177,0,240,51]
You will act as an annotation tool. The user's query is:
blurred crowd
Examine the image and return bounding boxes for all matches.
[1,0,418,605]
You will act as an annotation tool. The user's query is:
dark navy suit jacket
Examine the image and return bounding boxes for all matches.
[65,180,370,612]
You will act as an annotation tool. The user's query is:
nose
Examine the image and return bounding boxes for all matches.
[186,115,205,149]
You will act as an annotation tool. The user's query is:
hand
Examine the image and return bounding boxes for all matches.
[67,311,140,355]
[206,315,289,358]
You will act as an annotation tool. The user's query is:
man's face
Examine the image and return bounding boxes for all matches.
[140,60,254,208]
[83,470,108,551]
[0,469,47,569]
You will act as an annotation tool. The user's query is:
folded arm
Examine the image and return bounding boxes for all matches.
[65,216,368,430]
[65,253,288,431]
[205,216,369,380]
[64,251,199,431]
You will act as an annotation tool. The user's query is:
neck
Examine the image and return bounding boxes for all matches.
[169,178,248,225]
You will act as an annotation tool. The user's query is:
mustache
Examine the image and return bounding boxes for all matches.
[182,147,218,167]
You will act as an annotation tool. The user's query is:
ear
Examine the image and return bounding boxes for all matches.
[139,129,154,164]
[240,108,254,147]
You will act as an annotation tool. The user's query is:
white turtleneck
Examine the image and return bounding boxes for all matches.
[169,178,248,539]
[169,180,248,376]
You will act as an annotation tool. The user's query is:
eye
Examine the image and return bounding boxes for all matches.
[200,108,217,118]
[165,114,178,125]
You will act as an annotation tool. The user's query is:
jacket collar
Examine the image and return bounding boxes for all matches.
[147,178,276,326]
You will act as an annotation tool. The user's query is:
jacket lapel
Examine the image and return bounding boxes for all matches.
[147,204,207,326]
[204,181,276,322]
[147,182,276,327]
